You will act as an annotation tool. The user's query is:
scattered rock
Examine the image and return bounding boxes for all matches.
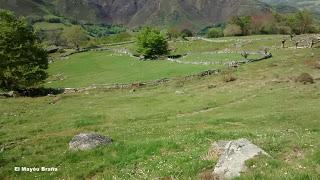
[130,88,136,93]
[222,73,237,83]
[7,91,15,97]
[0,91,16,97]
[208,84,217,89]
[199,70,219,77]
[206,138,269,179]
[64,88,79,94]
[69,133,112,151]
[295,73,314,84]
[175,91,184,95]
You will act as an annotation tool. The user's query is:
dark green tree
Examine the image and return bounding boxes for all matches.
[181,29,193,38]
[0,10,48,90]
[136,27,169,59]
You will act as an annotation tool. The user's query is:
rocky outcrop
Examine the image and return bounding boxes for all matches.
[69,133,112,151]
[206,139,269,179]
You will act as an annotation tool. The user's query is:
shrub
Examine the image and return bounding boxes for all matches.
[277,26,292,35]
[99,32,132,44]
[261,23,278,34]
[44,15,62,23]
[83,24,126,37]
[62,26,88,49]
[167,28,180,40]
[223,24,242,37]
[181,29,193,38]
[136,27,169,59]
[26,15,44,24]
[221,71,237,83]
[207,28,224,38]
[295,73,314,84]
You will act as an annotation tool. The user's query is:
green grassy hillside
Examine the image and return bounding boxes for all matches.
[1,35,320,179]
[0,0,50,16]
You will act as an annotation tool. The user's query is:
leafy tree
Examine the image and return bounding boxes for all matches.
[62,26,88,49]
[0,10,48,90]
[294,10,314,34]
[207,28,224,38]
[271,10,315,35]
[231,16,252,35]
[136,27,169,59]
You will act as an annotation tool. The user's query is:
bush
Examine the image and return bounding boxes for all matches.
[136,27,169,59]
[44,15,62,23]
[277,26,292,35]
[62,26,88,49]
[223,24,242,37]
[295,73,314,84]
[207,28,224,38]
[26,15,44,24]
[261,23,278,34]
[98,32,132,44]
[181,29,193,38]
[167,28,180,40]
[83,24,126,38]
[222,72,237,83]
[0,10,48,90]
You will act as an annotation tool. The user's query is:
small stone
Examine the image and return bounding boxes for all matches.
[208,84,217,89]
[175,91,184,95]
[69,133,112,151]
[130,89,136,93]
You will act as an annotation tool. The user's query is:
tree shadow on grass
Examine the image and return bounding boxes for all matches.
[16,87,65,97]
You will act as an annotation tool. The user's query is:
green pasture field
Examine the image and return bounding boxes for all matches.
[1,35,319,179]
[47,51,218,88]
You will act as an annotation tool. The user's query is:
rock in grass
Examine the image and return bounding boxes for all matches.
[0,91,16,97]
[208,138,268,179]
[69,133,112,151]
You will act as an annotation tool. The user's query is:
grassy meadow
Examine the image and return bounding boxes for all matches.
[1,35,320,179]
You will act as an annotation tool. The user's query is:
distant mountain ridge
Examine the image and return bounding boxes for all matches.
[260,0,320,16]
[0,0,272,29]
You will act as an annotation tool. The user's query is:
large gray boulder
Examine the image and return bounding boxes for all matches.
[69,133,112,151]
[207,138,269,179]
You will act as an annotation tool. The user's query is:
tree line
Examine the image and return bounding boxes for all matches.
[206,10,319,38]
